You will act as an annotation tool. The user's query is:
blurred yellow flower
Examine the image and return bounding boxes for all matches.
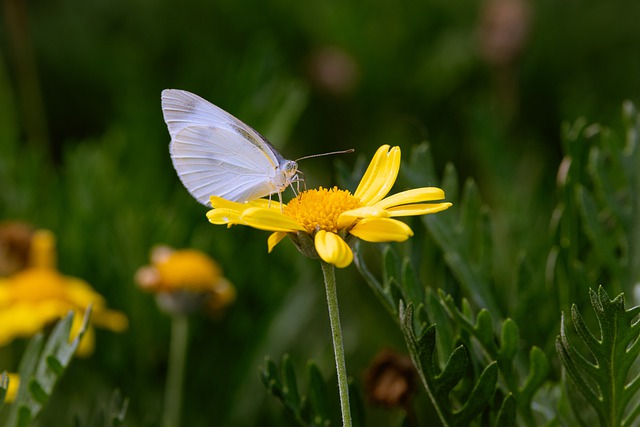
[135,245,235,315]
[0,230,128,357]
[206,145,452,268]
[3,373,19,403]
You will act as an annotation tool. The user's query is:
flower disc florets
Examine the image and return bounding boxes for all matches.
[284,187,361,234]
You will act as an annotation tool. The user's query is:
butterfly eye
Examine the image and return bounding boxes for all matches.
[283,161,298,174]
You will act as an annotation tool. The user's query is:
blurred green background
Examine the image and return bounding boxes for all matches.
[1,0,639,425]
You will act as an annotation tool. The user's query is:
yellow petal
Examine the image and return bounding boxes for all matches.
[242,198,282,210]
[268,231,288,253]
[210,195,282,210]
[314,230,353,268]
[209,196,248,210]
[241,208,306,232]
[206,208,243,225]
[386,202,453,217]
[64,277,106,307]
[91,309,129,332]
[349,218,414,242]
[374,187,446,210]
[0,301,71,345]
[354,146,401,205]
[337,206,389,229]
[5,373,20,402]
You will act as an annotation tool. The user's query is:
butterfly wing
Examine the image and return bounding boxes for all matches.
[162,89,286,204]
[162,89,284,164]
[170,126,279,204]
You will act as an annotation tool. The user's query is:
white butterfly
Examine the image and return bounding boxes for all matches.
[161,89,299,205]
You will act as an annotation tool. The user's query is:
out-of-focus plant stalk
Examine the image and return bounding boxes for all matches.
[162,314,189,427]
[3,0,50,152]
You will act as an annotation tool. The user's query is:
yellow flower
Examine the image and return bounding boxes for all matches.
[206,145,452,268]
[0,230,128,357]
[135,245,235,315]
[3,372,19,403]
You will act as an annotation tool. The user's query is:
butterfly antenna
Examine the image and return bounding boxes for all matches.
[295,148,355,162]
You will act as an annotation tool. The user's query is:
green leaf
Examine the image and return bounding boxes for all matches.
[439,291,550,425]
[402,257,424,305]
[307,362,330,427]
[4,309,91,427]
[258,356,282,396]
[353,243,397,316]
[455,361,498,426]
[422,177,503,317]
[494,393,517,427]
[556,286,640,426]
[400,302,498,427]
[260,355,332,426]
[282,355,301,410]
[519,347,550,405]
[498,319,519,361]
[348,379,366,427]
[67,388,129,427]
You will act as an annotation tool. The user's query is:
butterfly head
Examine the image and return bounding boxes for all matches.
[271,160,301,198]
[282,160,299,178]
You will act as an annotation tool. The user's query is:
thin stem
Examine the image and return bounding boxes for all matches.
[320,261,352,427]
[163,314,189,427]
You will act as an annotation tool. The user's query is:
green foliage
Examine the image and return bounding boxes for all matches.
[2,310,90,427]
[72,390,128,427]
[439,294,550,425]
[400,302,499,426]
[556,286,640,427]
[357,243,551,426]
[259,355,333,427]
[549,102,640,307]
[349,102,640,426]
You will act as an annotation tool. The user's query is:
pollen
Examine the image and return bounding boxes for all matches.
[284,187,361,234]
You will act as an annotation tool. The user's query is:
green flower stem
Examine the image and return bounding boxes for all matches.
[163,314,189,427]
[320,261,352,427]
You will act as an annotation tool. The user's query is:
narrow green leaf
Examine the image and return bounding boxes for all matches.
[260,355,333,426]
[474,310,495,349]
[108,390,129,427]
[402,257,424,304]
[16,406,32,427]
[353,244,396,316]
[348,380,365,427]
[404,142,438,187]
[570,303,600,350]
[46,355,65,377]
[27,380,48,405]
[519,346,550,403]
[454,362,498,425]
[494,393,517,427]
[498,319,519,361]
[556,315,601,408]
[307,361,330,426]
[260,357,282,395]
[434,345,468,396]
[440,163,460,203]
[281,355,301,409]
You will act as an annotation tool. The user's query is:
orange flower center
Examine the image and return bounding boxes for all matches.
[283,187,361,234]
